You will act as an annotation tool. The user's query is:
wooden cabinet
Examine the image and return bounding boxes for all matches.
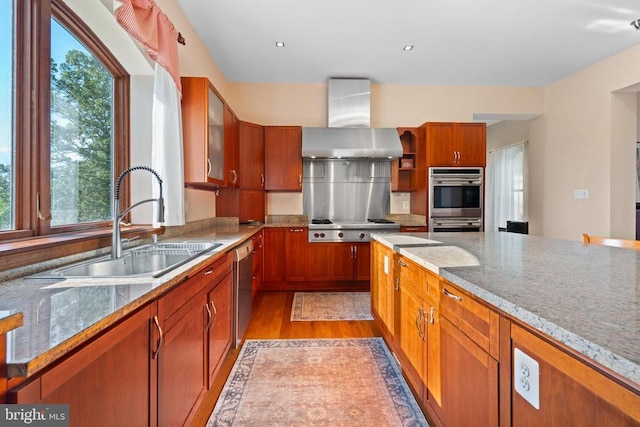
[425,122,486,167]
[182,77,227,188]
[157,253,232,427]
[9,305,156,427]
[305,242,369,282]
[250,230,264,296]
[400,226,428,232]
[510,324,640,427]
[157,287,207,427]
[216,121,265,223]
[284,227,307,282]
[206,268,233,386]
[371,241,395,337]
[223,105,239,188]
[392,128,419,192]
[263,227,285,283]
[264,126,302,191]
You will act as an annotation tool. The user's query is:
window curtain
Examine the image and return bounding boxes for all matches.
[114,0,185,226]
[486,141,527,232]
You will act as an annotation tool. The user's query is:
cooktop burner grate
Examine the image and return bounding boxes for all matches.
[367,218,395,224]
[311,219,333,225]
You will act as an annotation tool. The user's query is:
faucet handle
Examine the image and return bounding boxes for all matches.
[122,235,140,245]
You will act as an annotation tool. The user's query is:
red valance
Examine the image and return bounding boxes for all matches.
[115,0,181,92]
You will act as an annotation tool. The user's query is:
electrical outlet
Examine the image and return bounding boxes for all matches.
[514,347,540,409]
[573,189,589,199]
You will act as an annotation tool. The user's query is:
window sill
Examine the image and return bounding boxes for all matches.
[0,225,164,273]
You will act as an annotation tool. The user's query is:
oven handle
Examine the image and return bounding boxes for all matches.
[432,220,482,227]
[432,178,482,185]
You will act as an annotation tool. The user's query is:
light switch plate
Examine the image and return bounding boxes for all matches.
[514,347,540,410]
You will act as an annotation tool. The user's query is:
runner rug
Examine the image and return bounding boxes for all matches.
[290,291,374,321]
[206,338,429,426]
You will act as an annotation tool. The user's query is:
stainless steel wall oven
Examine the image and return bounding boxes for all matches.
[429,167,483,232]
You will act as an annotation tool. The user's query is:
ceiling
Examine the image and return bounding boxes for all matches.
[176,0,640,87]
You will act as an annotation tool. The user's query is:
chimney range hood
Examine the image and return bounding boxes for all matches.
[301,79,403,159]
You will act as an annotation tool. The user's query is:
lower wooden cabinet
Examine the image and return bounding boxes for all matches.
[9,253,234,427]
[9,305,156,427]
[371,241,395,336]
[511,324,640,426]
[250,230,264,296]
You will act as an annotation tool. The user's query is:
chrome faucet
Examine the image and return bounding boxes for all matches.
[112,166,165,259]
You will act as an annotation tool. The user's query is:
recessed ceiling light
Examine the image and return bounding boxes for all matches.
[275,41,285,47]
[403,45,414,51]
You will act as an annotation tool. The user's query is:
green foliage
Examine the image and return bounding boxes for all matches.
[0,163,10,230]
[50,49,113,224]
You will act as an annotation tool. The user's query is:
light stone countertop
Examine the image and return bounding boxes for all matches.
[371,231,640,388]
[0,224,263,378]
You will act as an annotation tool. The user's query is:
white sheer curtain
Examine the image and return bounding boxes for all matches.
[152,63,184,226]
[486,141,527,232]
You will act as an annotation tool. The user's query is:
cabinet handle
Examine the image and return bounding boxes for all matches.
[261,174,265,187]
[290,228,304,232]
[415,309,422,337]
[205,303,213,330]
[152,315,163,359]
[231,169,238,184]
[394,277,400,291]
[299,174,302,187]
[204,267,215,276]
[207,159,212,175]
[443,287,462,301]
[210,301,217,325]
[398,260,408,267]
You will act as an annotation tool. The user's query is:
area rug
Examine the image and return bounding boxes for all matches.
[207,338,429,426]
[290,292,374,321]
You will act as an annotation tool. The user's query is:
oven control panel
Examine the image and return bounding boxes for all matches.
[308,229,371,242]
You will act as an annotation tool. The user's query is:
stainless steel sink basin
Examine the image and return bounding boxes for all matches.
[29,242,223,279]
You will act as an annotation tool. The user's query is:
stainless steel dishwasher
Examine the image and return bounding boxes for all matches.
[233,240,253,348]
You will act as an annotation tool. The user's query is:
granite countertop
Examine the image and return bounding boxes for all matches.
[0,223,262,378]
[372,231,640,388]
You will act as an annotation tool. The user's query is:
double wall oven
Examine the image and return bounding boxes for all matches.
[429,167,483,232]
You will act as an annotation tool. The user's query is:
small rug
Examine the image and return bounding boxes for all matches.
[290,292,374,321]
[207,338,429,426]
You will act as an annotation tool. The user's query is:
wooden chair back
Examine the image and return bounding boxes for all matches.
[581,233,640,250]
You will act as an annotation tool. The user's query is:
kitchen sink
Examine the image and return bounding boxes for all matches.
[29,242,223,279]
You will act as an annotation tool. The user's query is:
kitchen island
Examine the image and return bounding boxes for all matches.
[371,231,640,426]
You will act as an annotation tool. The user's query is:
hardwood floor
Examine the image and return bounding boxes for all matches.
[189,291,382,426]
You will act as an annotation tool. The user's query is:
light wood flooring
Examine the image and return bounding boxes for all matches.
[190,291,382,426]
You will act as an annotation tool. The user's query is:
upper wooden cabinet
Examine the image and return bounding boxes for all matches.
[425,122,486,167]
[264,126,302,191]
[182,77,227,188]
[223,105,240,188]
[238,121,265,190]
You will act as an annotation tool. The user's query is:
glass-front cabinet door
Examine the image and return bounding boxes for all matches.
[207,86,224,182]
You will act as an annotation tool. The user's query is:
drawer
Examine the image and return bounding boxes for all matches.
[161,252,232,327]
[439,280,500,359]
[395,254,426,298]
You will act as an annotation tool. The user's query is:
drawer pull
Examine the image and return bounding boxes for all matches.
[204,268,215,276]
[443,287,462,301]
[415,310,423,338]
[398,260,408,267]
[395,277,400,291]
[429,306,435,325]
[210,301,218,325]
[152,315,163,359]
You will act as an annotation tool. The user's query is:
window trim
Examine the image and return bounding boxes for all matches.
[0,0,139,271]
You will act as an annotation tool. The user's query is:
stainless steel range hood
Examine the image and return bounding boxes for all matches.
[301,79,403,159]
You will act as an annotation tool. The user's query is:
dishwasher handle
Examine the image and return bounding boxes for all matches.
[233,240,254,262]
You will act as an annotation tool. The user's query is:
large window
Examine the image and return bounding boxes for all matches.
[1,0,128,241]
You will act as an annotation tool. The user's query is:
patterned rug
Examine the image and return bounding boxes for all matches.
[207,338,429,426]
[290,292,374,321]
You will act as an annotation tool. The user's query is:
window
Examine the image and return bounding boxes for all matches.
[486,142,527,232]
[1,0,128,241]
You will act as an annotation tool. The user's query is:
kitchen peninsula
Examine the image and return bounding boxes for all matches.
[371,231,640,426]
